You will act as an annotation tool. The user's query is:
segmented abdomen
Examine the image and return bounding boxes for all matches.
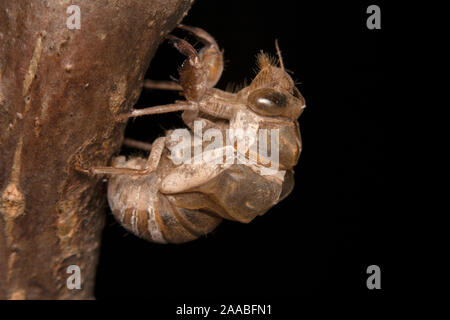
[107,157,222,244]
[107,156,288,244]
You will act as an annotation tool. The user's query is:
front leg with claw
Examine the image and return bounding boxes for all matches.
[77,137,166,177]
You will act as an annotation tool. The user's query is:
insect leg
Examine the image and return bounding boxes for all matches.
[78,137,166,177]
[178,24,224,88]
[122,138,152,151]
[178,24,219,48]
[143,79,182,91]
[143,137,165,173]
[166,35,208,102]
[76,166,150,176]
[117,102,197,120]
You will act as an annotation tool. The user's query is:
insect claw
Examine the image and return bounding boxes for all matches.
[74,163,91,175]
[115,112,132,121]
[164,34,181,44]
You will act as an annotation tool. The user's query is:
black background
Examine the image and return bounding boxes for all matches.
[95,0,386,303]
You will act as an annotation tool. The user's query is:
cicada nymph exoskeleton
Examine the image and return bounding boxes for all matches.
[79,25,305,244]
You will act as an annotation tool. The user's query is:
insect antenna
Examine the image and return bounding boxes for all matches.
[275,39,285,71]
[274,40,295,74]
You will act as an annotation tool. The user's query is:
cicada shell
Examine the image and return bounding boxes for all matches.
[83,25,305,244]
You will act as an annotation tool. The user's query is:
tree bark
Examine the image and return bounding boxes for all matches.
[0,0,193,300]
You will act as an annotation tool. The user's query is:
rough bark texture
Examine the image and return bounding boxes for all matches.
[0,0,193,300]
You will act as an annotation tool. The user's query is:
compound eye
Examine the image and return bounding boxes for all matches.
[248,88,288,116]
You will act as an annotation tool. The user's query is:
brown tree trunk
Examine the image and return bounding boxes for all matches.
[0,0,193,300]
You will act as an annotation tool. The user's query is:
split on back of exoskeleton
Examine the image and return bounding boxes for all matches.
[78,25,305,244]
